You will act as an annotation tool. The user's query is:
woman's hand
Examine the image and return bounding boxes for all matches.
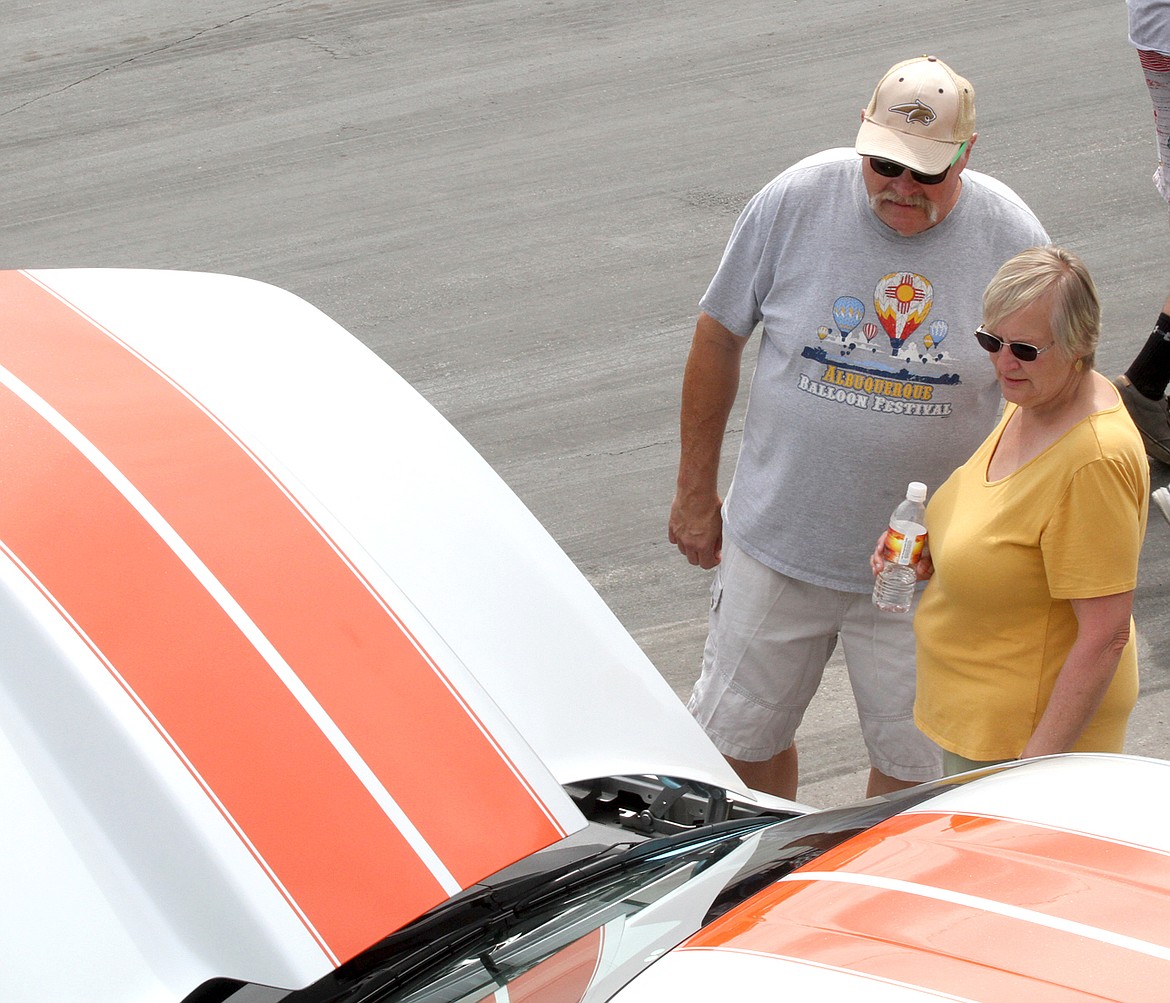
[870,531,934,581]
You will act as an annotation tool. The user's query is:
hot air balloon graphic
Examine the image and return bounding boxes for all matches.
[817,325,832,340]
[862,322,879,342]
[874,272,934,355]
[924,319,948,352]
[831,296,865,343]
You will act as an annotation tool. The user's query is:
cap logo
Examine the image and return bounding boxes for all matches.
[887,99,936,127]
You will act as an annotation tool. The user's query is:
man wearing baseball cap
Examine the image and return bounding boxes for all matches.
[669,56,1049,801]
[855,56,976,235]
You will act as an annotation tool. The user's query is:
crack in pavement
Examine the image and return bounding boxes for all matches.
[1,1,298,118]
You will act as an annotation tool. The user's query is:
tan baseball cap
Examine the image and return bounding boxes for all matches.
[855,56,975,175]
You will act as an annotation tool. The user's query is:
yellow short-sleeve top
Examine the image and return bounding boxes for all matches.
[914,397,1149,761]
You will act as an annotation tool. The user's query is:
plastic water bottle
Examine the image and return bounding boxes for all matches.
[872,482,928,613]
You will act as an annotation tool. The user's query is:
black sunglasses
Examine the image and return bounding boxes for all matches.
[867,140,969,186]
[868,157,953,186]
[974,326,1055,363]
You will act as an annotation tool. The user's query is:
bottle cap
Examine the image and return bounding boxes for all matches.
[907,481,927,502]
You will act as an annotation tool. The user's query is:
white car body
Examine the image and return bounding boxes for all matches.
[0,269,772,1000]
[3,270,1169,1003]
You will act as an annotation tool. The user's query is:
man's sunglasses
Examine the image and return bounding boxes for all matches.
[868,141,968,186]
[974,326,1054,363]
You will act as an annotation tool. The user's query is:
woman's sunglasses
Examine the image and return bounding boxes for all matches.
[867,141,969,186]
[974,326,1054,363]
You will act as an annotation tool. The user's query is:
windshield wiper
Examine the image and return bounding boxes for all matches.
[286,815,781,1003]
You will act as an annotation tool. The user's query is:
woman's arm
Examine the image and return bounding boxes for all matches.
[1020,590,1134,759]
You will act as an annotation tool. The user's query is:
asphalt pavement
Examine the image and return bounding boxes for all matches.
[2,0,1167,808]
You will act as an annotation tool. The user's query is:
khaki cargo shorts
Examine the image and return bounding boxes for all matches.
[686,538,941,782]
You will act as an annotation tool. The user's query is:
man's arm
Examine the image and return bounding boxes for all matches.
[668,312,747,569]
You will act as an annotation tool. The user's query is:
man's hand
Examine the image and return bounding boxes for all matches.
[669,489,724,568]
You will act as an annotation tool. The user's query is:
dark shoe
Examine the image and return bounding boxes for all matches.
[1115,375,1170,466]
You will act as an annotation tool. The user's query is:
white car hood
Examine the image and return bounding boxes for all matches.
[0,269,749,999]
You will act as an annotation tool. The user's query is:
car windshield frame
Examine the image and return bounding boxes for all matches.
[275,776,965,1003]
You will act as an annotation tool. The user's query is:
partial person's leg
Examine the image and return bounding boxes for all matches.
[1117,286,1170,464]
[865,766,920,797]
[840,590,942,797]
[1117,51,1170,464]
[1138,49,1170,206]
[725,746,798,800]
[1116,335,1170,466]
[687,539,838,800]
[1122,292,1170,401]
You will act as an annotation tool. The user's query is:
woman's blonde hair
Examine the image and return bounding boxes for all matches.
[982,246,1100,367]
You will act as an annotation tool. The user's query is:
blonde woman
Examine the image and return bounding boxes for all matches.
[878,247,1150,775]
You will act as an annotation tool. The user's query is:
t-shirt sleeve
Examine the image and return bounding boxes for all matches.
[698,185,777,339]
[1041,456,1146,598]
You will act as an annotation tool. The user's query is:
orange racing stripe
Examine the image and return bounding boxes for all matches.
[804,810,1170,946]
[686,810,1170,998]
[0,271,566,959]
[686,878,1170,1000]
[0,382,442,963]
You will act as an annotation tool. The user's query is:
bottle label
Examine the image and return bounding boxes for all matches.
[883,521,926,565]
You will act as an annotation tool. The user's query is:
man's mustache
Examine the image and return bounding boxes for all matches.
[869,190,939,225]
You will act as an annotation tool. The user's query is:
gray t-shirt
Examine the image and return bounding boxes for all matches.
[700,148,1050,592]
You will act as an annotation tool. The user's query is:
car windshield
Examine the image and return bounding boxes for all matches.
[392,819,776,1003]
[287,783,946,1003]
